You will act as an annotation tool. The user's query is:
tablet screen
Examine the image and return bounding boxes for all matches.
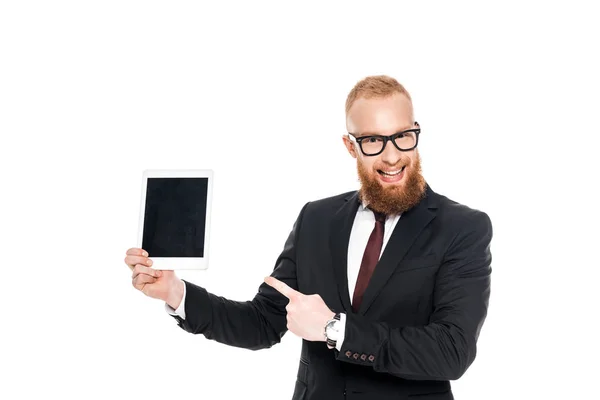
[141,177,208,257]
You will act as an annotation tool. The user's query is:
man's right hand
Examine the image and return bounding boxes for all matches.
[124,247,185,310]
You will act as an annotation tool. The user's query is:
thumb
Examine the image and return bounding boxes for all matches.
[159,270,176,278]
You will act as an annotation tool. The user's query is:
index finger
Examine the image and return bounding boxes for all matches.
[264,276,300,300]
[127,248,149,257]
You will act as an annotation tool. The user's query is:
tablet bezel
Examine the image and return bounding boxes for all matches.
[137,169,213,270]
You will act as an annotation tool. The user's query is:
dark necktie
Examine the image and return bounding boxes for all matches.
[352,211,386,312]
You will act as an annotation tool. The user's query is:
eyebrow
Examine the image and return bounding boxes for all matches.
[353,126,415,137]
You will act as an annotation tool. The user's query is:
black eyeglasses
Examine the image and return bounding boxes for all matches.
[347,125,421,156]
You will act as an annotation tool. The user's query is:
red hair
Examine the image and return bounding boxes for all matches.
[345,75,412,115]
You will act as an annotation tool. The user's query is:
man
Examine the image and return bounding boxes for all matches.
[125,75,492,400]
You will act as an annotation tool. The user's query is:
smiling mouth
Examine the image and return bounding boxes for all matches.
[378,166,406,177]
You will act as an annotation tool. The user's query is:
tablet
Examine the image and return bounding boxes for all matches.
[137,169,213,270]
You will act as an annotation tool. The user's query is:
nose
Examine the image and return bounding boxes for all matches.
[380,139,403,165]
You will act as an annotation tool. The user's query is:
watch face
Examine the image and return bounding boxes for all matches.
[326,321,339,340]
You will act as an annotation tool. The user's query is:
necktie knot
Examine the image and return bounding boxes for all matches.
[374,211,387,223]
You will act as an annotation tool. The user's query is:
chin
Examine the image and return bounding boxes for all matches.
[357,154,426,215]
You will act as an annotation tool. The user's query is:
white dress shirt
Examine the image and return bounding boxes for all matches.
[165,201,401,351]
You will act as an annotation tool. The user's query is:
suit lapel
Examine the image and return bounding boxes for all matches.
[358,184,439,315]
[329,192,360,312]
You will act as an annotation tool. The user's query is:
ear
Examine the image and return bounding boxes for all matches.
[342,135,358,159]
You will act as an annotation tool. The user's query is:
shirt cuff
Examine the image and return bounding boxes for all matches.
[335,312,346,351]
[164,281,186,320]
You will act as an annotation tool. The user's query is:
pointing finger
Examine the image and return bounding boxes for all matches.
[264,276,300,300]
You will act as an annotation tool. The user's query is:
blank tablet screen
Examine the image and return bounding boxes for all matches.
[142,177,208,257]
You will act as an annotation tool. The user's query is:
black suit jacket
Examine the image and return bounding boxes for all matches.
[172,183,493,400]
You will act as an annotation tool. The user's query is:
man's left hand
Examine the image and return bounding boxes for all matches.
[264,276,335,342]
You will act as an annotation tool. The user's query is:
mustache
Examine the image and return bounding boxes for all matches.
[374,161,408,170]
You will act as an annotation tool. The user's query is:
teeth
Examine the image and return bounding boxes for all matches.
[381,167,404,176]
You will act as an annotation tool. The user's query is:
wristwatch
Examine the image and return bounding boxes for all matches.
[324,312,341,348]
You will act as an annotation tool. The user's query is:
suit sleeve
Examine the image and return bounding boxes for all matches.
[170,202,308,351]
[336,211,493,381]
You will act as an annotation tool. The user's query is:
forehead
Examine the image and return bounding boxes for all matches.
[346,93,413,135]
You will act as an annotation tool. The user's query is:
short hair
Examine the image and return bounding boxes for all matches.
[345,75,412,115]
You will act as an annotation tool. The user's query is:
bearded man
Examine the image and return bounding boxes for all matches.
[125,75,493,400]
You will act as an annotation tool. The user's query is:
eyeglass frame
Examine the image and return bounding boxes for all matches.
[347,123,421,156]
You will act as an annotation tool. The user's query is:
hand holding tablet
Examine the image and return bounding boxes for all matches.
[137,169,214,270]
[124,247,185,308]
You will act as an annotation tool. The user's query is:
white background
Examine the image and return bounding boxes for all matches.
[1,1,598,399]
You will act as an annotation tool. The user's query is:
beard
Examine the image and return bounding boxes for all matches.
[357,151,427,215]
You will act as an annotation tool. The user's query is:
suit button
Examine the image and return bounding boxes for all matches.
[368,355,375,362]
[360,354,367,361]
[353,353,359,359]
[345,351,352,358]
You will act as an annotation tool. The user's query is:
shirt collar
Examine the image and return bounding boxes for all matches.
[358,198,400,218]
